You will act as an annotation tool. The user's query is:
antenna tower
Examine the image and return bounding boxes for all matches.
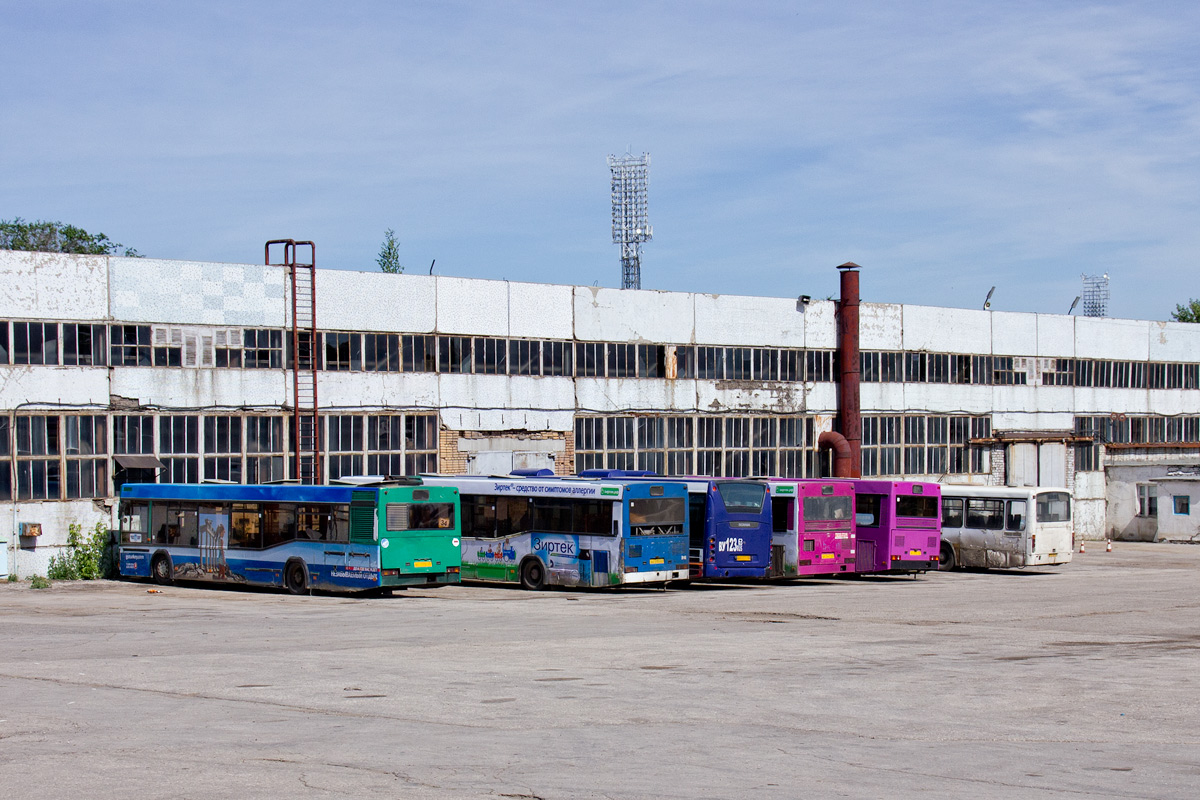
[1081,273,1110,317]
[608,152,652,289]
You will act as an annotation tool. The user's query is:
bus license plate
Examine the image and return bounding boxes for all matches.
[820,553,835,559]
[649,557,665,565]
[908,550,922,557]
[736,555,751,561]
[414,560,433,568]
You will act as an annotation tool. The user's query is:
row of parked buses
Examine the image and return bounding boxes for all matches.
[116,473,1075,594]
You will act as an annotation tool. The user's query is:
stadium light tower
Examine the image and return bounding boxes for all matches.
[1081,273,1110,317]
[608,152,652,290]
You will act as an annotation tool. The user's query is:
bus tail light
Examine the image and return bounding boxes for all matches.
[624,566,639,573]
[447,566,460,574]
[383,569,399,577]
[1031,534,1036,552]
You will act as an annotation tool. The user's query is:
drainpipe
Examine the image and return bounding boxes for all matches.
[834,262,862,478]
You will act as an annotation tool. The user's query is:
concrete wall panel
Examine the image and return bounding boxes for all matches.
[1075,317,1150,360]
[1036,314,1076,357]
[693,293,805,347]
[0,367,110,407]
[902,306,991,354]
[991,311,1038,356]
[110,368,285,410]
[508,282,574,340]
[802,301,837,350]
[316,271,436,334]
[1148,321,1200,362]
[0,252,109,321]
[435,277,510,337]
[574,287,695,344]
[860,304,903,351]
[111,259,287,327]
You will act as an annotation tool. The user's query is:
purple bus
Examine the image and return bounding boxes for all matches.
[766,479,856,578]
[851,480,941,573]
[579,471,772,580]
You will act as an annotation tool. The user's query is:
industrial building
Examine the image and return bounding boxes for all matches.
[2,247,1199,576]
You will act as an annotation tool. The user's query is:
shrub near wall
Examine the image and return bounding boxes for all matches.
[46,522,113,580]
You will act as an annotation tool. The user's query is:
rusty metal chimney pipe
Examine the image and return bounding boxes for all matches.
[835,262,862,478]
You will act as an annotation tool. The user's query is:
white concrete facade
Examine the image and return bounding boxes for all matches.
[3,250,1200,575]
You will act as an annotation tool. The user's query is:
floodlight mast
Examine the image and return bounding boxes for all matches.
[608,152,652,290]
[1081,273,1110,317]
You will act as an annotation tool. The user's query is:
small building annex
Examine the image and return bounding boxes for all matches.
[2,249,1199,575]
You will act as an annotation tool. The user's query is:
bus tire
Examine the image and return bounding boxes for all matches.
[284,560,308,595]
[519,558,546,591]
[151,553,173,586]
[939,543,956,571]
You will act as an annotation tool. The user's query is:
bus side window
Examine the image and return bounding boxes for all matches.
[942,498,963,528]
[771,497,793,533]
[1006,500,1026,532]
[856,494,882,528]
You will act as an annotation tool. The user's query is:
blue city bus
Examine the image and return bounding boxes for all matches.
[578,471,773,580]
[116,482,462,593]
[419,474,689,589]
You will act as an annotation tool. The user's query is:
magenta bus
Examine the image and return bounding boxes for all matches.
[766,479,856,578]
[851,480,941,574]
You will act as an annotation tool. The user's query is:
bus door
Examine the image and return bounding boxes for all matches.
[769,489,796,578]
[965,498,1004,567]
[1003,498,1028,568]
[688,494,707,577]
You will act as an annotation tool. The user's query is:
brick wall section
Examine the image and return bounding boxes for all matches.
[436,427,574,475]
[989,444,1005,486]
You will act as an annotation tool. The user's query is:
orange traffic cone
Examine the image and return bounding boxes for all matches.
[1106,540,1112,552]
[1079,541,1086,554]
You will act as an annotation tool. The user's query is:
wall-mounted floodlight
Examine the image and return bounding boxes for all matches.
[796,294,811,311]
[983,286,995,311]
[1068,296,1081,315]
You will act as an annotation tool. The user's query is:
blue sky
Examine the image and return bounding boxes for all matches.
[3,1,1199,320]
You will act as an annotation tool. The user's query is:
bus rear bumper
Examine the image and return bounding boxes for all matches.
[382,571,461,587]
[623,568,689,584]
[889,558,937,572]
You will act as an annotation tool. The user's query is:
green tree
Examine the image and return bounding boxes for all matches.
[1172,299,1200,323]
[377,228,403,274]
[0,218,140,256]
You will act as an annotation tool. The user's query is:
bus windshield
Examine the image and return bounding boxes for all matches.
[1036,492,1071,522]
[716,482,766,513]
[896,496,938,518]
[803,496,852,521]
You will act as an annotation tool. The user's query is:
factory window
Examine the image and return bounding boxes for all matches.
[159,416,200,483]
[574,417,605,471]
[246,416,286,483]
[575,342,604,378]
[325,415,363,480]
[16,414,61,500]
[153,327,183,367]
[861,352,879,382]
[203,416,242,483]
[671,346,695,379]
[751,417,777,477]
[364,333,400,372]
[367,415,405,476]
[806,350,833,382]
[509,340,540,376]
[542,341,572,377]
[605,417,635,469]
[697,346,724,380]
[473,337,507,375]
[114,415,154,455]
[403,335,436,372]
[323,332,361,371]
[779,349,802,382]
[636,417,664,474]
[439,336,472,374]
[1042,358,1073,386]
[214,329,242,368]
[404,414,439,474]
[1137,484,1157,518]
[0,416,9,500]
[665,416,694,475]
[607,344,636,378]
[696,417,723,476]
[64,415,107,498]
[778,417,805,478]
[905,352,926,382]
[879,352,903,383]
[62,324,107,366]
[0,321,8,364]
[927,416,949,474]
[753,348,779,381]
[244,329,283,369]
[903,416,926,474]
[725,347,753,380]
[1174,495,1190,515]
[637,345,665,378]
[12,322,58,365]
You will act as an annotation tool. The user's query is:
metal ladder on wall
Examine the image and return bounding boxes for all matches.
[266,239,321,485]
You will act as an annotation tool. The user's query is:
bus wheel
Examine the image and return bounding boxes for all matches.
[520,559,546,591]
[152,554,173,586]
[284,560,308,595]
[939,543,956,571]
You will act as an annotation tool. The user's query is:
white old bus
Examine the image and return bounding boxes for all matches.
[938,485,1074,570]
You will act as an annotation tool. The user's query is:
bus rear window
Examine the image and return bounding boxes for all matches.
[803,496,852,521]
[1036,492,1071,522]
[716,482,766,513]
[629,497,685,526]
[388,502,455,531]
[896,496,938,518]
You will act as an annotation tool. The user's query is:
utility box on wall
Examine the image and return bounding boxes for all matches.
[19,522,42,541]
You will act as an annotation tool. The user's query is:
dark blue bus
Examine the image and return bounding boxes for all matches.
[578,471,773,580]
